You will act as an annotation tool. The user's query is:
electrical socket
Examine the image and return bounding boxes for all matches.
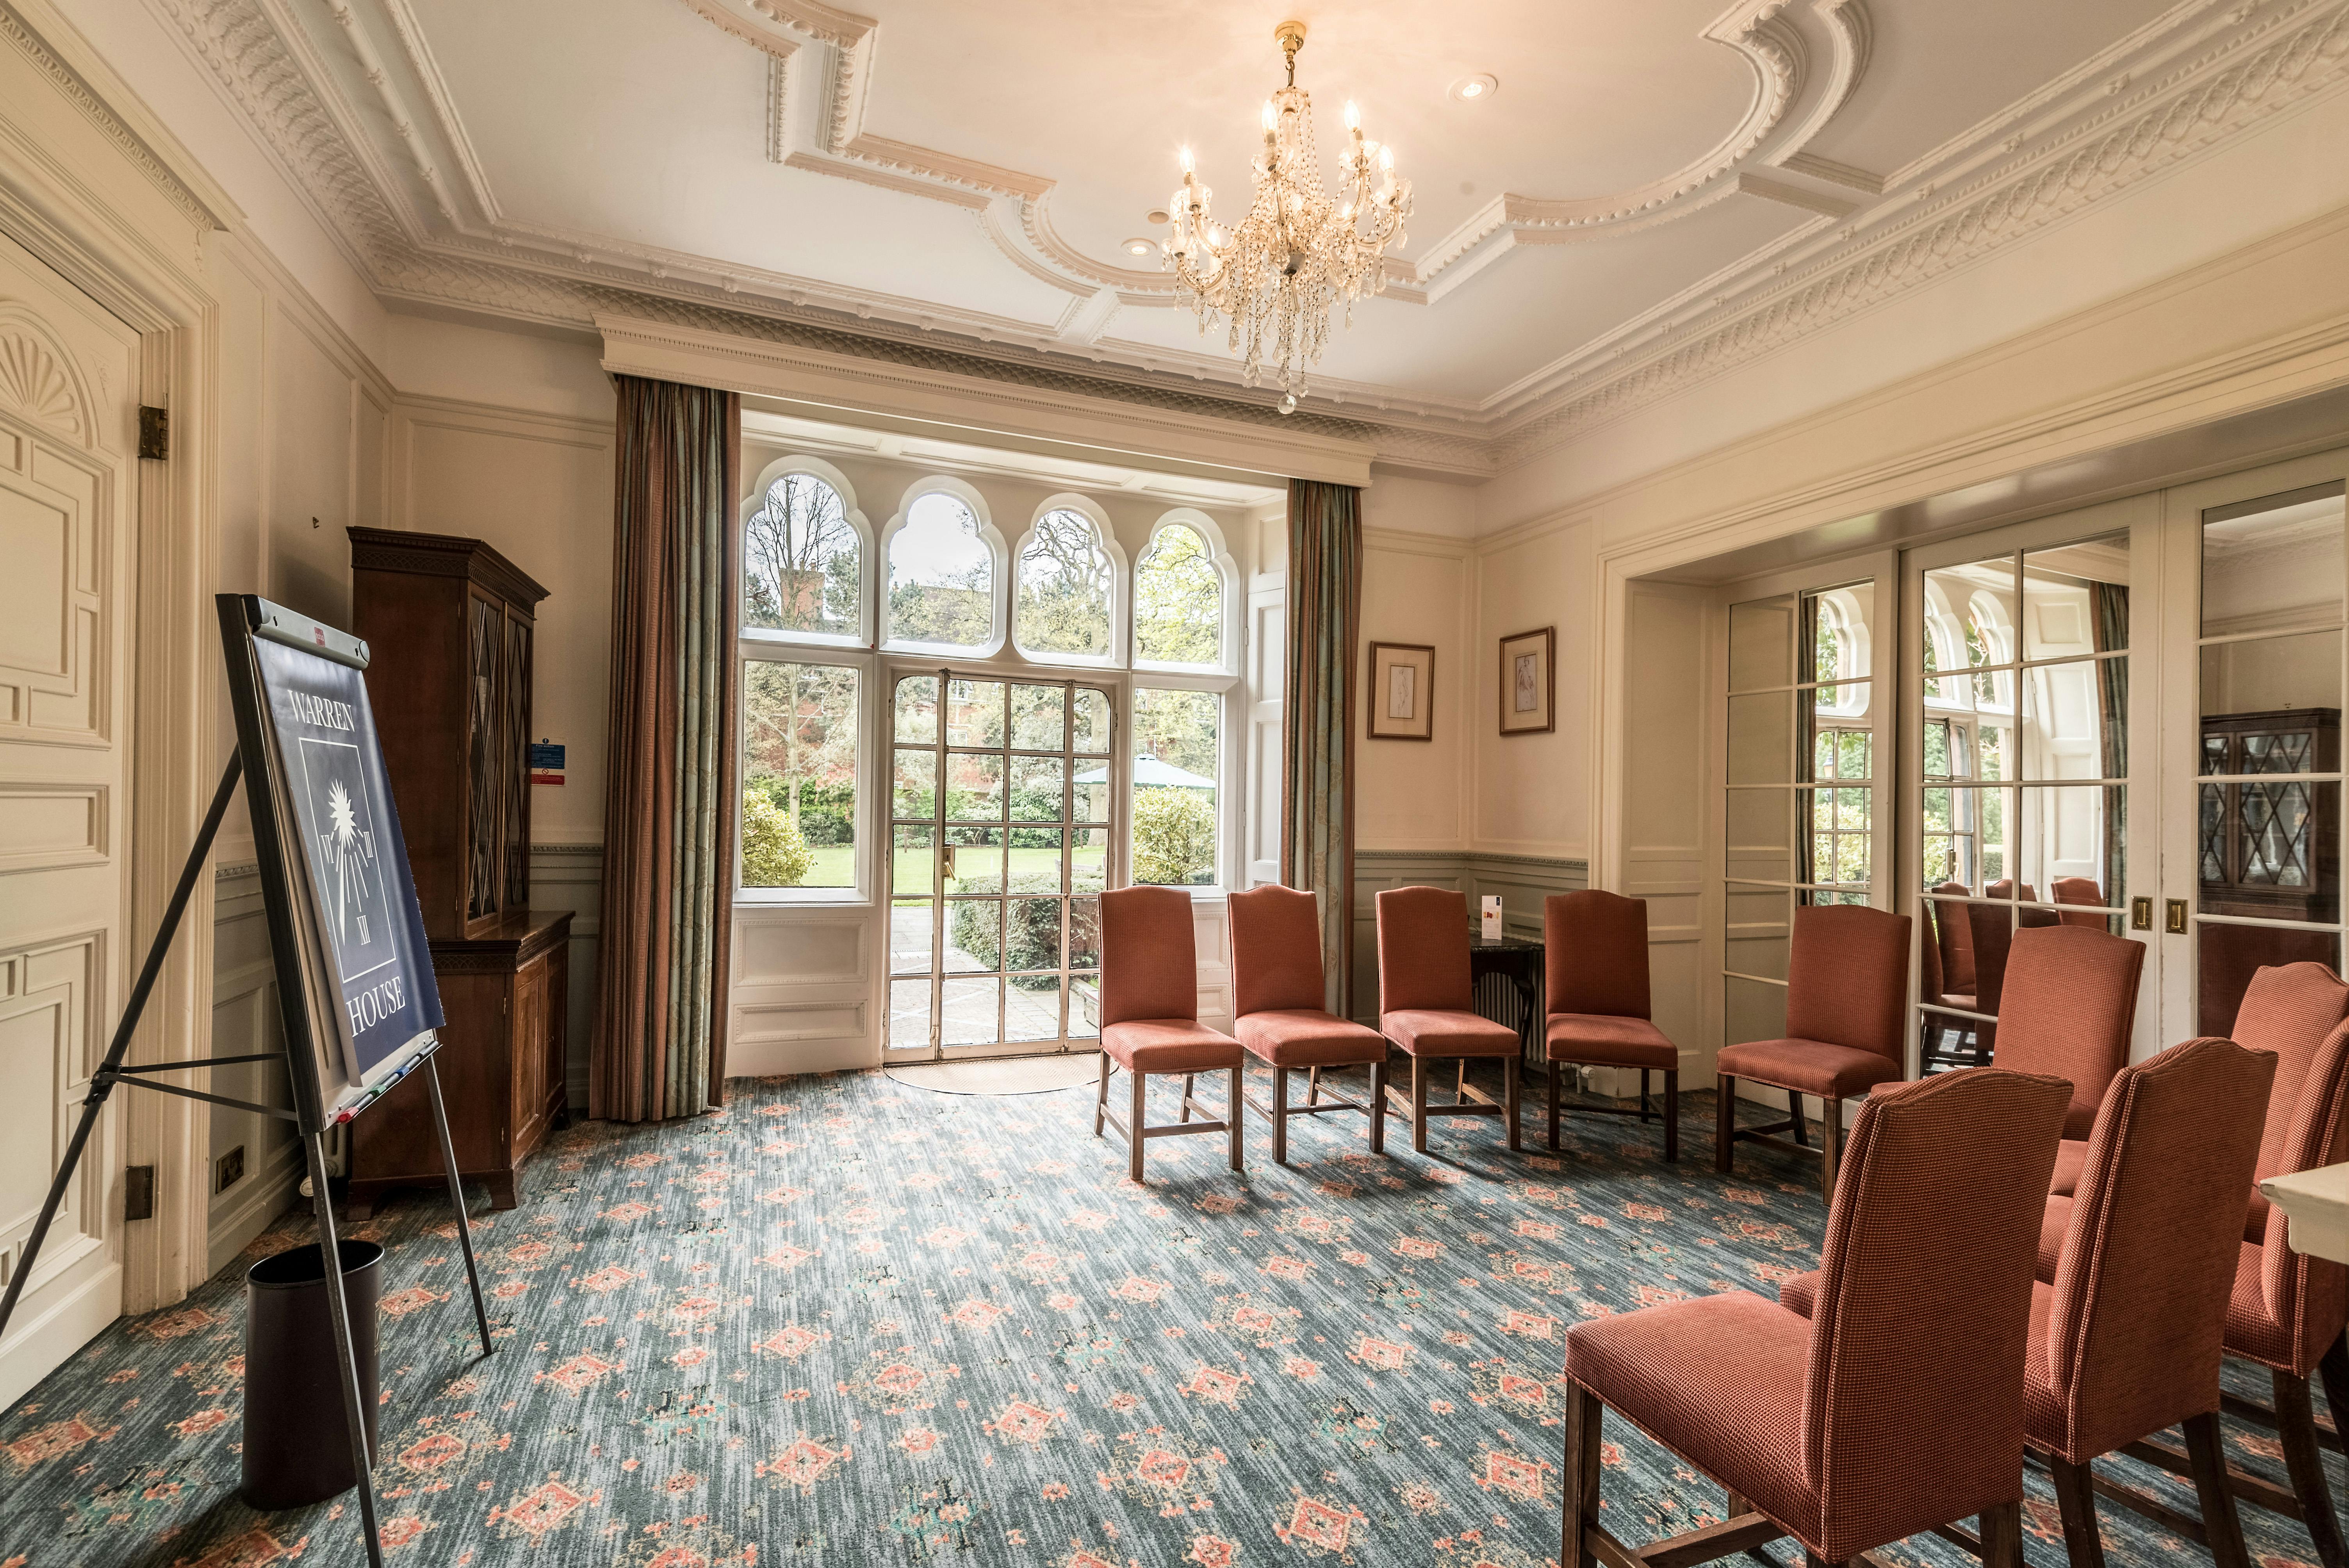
[215,1144,245,1194]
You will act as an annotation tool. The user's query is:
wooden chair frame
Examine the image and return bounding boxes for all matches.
[1093,1058,1243,1181]
[1715,1078,1845,1199]
[2100,1334,2349,1568]
[1242,1060,1387,1164]
[1563,1381,2025,1568]
[1544,1060,1679,1161]
[1380,1053,1521,1155]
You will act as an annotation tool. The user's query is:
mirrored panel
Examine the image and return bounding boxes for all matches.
[2197,779,2338,916]
[1725,790,1791,886]
[2198,923,2341,1038]
[2023,532,2130,661]
[2017,785,2124,914]
[1800,788,1871,888]
[1724,882,1790,981]
[1803,583,1874,704]
[1727,691,1794,786]
[2018,657,2125,781]
[1724,974,1788,1049]
[2200,632,2344,738]
[2202,485,2345,638]
[1728,593,1797,693]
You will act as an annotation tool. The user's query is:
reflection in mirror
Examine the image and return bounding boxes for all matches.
[1724,974,1788,1048]
[1729,594,1797,692]
[1725,790,1791,885]
[1800,788,1871,888]
[1803,583,1874,698]
[2023,532,2129,661]
[2200,631,2344,735]
[2202,485,2345,638]
[2019,657,2125,782]
[2199,923,2341,1037]
[1727,691,1794,785]
[2017,785,2124,914]
[1724,883,1790,981]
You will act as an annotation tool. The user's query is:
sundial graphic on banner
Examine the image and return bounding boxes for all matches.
[304,743,393,970]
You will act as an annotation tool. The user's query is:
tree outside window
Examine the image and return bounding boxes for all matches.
[744,473,860,639]
[741,661,858,889]
[1015,508,1113,659]
[888,493,994,649]
[1135,524,1221,666]
[1131,688,1218,886]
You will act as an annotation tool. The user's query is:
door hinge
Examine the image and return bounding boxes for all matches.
[137,406,169,461]
[125,1164,155,1222]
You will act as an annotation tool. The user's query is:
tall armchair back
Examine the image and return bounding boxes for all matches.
[1784,904,1911,1061]
[2046,1038,2275,1457]
[1803,1069,2070,1558]
[1099,886,1200,1027]
[1228,885,1326,1016]
[1376,886,1472,1014]
[1991,925,2145,1139]
[1543,891,1650,1020]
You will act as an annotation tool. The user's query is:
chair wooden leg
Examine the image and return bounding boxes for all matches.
[2278,1368,2349,1568]
[1128,1069,1147,1182]
[2187,1410,2255,1568]
[1980,1499,2024,1568]
[1456,1058,1469,1104]
[1228,1063,1244,1171]
[1272,1066,1289,1165]
[1820,1096,1842,1201]
[1541,1051,1559,1150]
[1412,1056,1429,1154]
[1790,1091,1809,1146]
[1639,1068,1652,1123]
[2320,1328,2349,1442]
[1505,1055,1522,1151]
[1181,1072,1194,1123]
[1715,1073,1736,1174]
[1562,1382,1602,1568]
[1306,1066,1321,1106]
[1094,1052,1110,1137]
[2049,1456,2107,1568]
[1663,1070,1679,1164]
[1370,1056,1388,1154]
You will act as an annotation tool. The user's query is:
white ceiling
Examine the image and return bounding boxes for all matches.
[173,0,2314,461]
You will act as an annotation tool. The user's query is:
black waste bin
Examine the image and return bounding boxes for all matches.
[240,1239,383,1510]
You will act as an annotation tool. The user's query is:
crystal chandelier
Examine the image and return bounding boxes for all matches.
[1164,20,1412,413]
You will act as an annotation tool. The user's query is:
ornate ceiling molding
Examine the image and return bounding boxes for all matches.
[134,0,2349,481]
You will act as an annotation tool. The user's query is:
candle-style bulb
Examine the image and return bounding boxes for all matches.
[1344,100,1361,130]
[1178,144,1194,174]
[1262,99,1277,131]
[1378,144,1395,172]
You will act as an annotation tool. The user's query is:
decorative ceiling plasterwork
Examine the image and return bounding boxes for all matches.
[135,0,2349,479]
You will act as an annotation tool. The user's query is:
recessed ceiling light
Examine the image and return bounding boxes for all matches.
[1448,73,1498,103]
[1125,237,1158,257]
[1146,208,1171,226]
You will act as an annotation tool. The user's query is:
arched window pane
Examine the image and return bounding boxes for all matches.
[1015,508,1112,659]
[744,474,860,639]
[1135,524,1221,666]
[888,492,994,649]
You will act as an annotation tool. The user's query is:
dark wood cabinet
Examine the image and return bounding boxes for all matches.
[344,527,569,1215]
[2196,707,2342,1035]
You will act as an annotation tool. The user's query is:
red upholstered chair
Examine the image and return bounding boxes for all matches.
[1784,1040,2275,1567]
[1094,886,1244,1181]
[1936,881,1979,996]
[1920,899,1986,1073]
[1228,884,1389,1163]
[1541,891,1678,1160]
[1563,1069,2071,1568]
[1375,886,1522,1154]
[1989,924,2144,1140]
[1967,899,2061,1056]
[2078,966,2349,1568]
[1714,903,1911,1199]
[2051,875,2108,930]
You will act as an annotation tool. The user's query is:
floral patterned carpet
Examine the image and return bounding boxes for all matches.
[0,1065,2337,1568]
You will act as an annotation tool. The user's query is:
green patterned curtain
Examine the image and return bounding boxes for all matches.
[593,375,741,1121]
[2095,582,2130,908]
[1283,479,1361,1017]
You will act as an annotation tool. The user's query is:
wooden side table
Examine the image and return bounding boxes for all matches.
[2262,1163,2349,1264]
[1469,932,1545,1068]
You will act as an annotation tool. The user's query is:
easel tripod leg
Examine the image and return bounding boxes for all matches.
[303,1131,385,1568]
[425,1057,494,1358]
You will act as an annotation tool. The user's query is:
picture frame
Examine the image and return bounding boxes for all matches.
[1366,641,1435,741]
[1499,626,1556,736]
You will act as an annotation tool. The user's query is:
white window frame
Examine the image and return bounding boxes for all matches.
[1132,507,1241,677]
[1128,666,1241,895]
[1010,492,1128,669]
[739,453,875,650]
[879,474,1011,658]
[735,642,880,906]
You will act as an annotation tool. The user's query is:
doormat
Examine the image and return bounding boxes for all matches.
[886,1053,1102,1096]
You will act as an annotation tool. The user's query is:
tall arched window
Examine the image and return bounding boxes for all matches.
[1134,517,1224,668]
[886,487,998,652]
[743,466,863,643]
[1014,504,1116,662]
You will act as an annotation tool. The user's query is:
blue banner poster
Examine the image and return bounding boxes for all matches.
[252,634,443,1084]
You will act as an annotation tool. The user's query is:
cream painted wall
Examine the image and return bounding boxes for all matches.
[1474,523,1594,859]
[1356,535,1472,853]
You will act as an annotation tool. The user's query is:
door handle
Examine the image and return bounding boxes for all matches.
[2130,897,2152,932]
[2165,899,2189,935]
[941,843,957,882]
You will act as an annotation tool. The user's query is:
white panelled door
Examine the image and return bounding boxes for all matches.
[0,228,140,1409]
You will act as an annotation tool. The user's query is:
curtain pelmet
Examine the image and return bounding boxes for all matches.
[1283,479,1361,1017]
[593,375,741,1122]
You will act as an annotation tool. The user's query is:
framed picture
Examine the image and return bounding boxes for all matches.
[1366,641,1435,741]
[1499,626,1556,736]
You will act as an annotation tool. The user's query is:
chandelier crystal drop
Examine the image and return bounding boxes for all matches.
[1164,20,1412,414]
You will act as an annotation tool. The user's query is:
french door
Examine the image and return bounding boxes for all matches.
[2159,450,2349,1044]
[884,668,1118,1060]
[1902,495,2157,1069]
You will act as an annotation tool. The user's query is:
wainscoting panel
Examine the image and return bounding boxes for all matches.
[730,903,877,1077]
[1349,851,1588,1025]
[205,865,301,1276]
[528,844,603,1108]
